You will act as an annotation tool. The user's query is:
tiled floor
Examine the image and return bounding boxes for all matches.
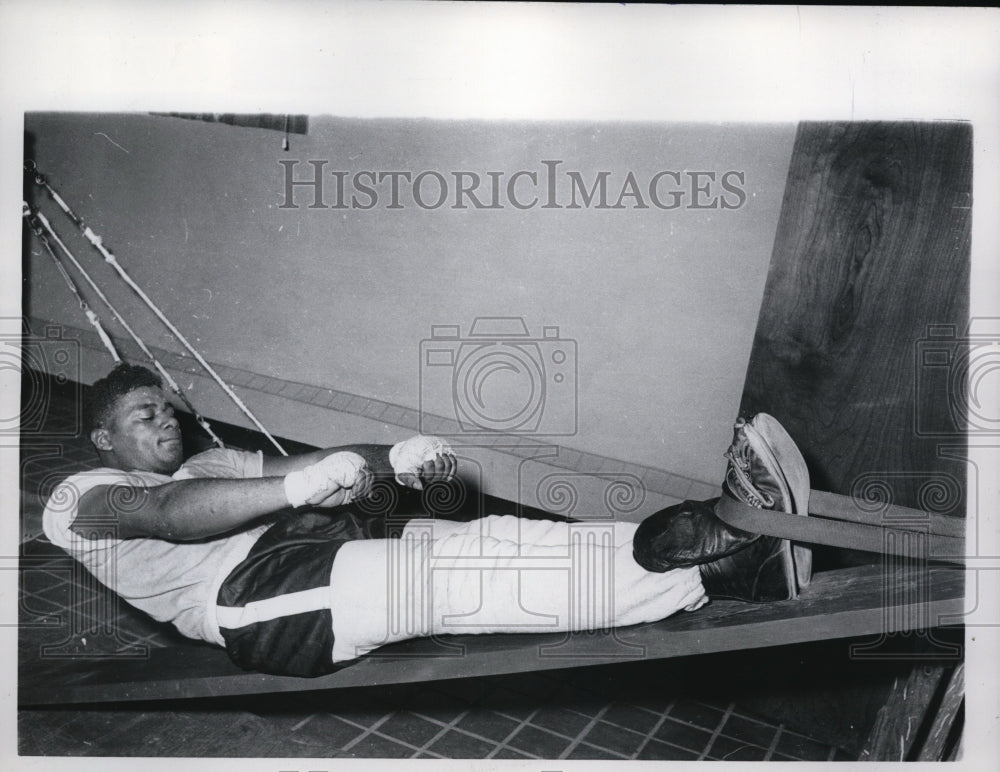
[20,646,848,760]
[17,371,853,759]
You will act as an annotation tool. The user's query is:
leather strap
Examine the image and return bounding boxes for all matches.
[714,492,966,564]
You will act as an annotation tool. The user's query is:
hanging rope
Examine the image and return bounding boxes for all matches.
[24,202,121,363]
[27,162,288,456]
[24,200,227,450]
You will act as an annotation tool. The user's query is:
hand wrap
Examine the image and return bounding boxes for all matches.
[389,435,452,485]
[283,451,367,508]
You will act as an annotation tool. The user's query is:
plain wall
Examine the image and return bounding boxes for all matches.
[23,113,795,490]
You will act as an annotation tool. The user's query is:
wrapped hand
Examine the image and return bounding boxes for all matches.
[284,451,370,507]
[389,435,457,490]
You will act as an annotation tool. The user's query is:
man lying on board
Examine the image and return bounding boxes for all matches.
[43,363,812,677]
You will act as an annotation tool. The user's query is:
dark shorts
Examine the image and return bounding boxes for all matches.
[217,509,388,677]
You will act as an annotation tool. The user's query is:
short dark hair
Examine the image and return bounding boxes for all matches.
[86,363,163,433]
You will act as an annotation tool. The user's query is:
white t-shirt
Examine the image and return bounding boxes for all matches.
[42,447,270,646]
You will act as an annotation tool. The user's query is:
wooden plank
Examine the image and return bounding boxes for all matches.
[860,659,964,761]
[916,662,964,761]
[860,663,948,760]
[735,121,971,749]
[740,121,971,522]
[18,563,964,706]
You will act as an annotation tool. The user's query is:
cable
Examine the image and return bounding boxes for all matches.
[24,202,121,363]
[26,202,226,450]
[27,163,287,455]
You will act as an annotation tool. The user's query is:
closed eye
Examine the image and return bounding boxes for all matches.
[133,403,172,422]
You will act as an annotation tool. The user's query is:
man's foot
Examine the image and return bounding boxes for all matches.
[633,413,812,601]
[697,526,804,602]
[632,497,758,572]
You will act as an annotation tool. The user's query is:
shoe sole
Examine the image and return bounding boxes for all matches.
[742,413,812,597]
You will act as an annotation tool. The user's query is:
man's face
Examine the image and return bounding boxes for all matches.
[92,386,184,474]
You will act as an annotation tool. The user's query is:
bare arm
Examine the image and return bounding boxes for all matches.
[73,437,454,541]
[261,444,393,478]
[73,477,351,541]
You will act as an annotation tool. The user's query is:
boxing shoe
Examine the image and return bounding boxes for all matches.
[697,525,804,602]
[633,413,812,601]
[632,497,756,571]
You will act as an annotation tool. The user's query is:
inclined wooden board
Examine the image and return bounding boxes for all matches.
[733,119,972,749]
[19,563,964,706]
[739,121,971,518]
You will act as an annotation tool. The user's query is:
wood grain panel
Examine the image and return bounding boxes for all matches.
[740,122,971,525]
[734,121,971,752]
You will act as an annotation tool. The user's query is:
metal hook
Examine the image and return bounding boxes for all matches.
[22,203,47,240]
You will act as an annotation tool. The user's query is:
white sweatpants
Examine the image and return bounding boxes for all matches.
[329,515,707,663]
